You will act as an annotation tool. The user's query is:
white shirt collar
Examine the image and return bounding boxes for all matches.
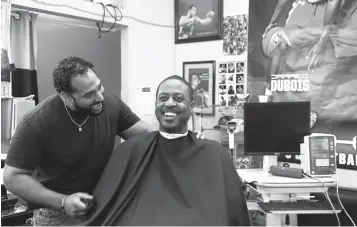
[159,131,188,139]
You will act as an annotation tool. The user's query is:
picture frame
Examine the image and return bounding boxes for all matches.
[183,61,216,116]
[175,0,223,44]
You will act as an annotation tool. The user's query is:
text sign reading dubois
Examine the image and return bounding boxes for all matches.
[271,74,309,92]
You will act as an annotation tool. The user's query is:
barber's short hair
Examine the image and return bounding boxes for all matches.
[188,5,196,10]
[53,57,94,93]
[156,75,194,101]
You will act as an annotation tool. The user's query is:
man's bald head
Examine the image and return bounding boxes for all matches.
[156,75,194,101]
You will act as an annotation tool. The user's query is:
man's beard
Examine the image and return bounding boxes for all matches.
[72,99,104,116]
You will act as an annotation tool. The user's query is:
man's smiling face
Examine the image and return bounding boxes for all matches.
[155,79,193,134]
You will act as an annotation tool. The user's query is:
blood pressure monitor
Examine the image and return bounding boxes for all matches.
[300,133,336,177]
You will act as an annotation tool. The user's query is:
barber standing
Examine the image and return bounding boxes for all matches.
[3,57,152,225]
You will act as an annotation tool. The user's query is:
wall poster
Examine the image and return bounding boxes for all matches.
[248,0,357,170]
[175,0,223,44]
[223,14,248,55]
[217,61,248,108]
[183,61,216,115]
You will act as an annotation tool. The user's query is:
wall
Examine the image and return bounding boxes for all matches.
[10,0,175,131]
[120,0,175,129]
[174,0,249,141]
[36,19,122,101]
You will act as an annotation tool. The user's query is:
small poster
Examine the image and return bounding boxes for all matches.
[217,61,248,107]
[223,14,248,55]
[183,61,216,115]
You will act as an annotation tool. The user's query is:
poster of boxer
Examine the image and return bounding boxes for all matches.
[247,0,357,170]
[175,0,223,44]
[183,61,215,115]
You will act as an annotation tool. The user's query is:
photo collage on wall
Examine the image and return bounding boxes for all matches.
[217,61,246,107]
[223,14,248,56]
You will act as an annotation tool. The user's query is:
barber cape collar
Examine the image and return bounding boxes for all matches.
[159,131,188,139]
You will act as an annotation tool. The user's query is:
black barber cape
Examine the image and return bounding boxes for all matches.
[82,131,250,226]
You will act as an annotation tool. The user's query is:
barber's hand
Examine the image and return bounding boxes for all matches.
[63,193,94,218]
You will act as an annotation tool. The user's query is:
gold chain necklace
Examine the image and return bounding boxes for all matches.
[63,102,89,132]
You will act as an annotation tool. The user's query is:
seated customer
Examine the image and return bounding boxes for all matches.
[83,75,251,226]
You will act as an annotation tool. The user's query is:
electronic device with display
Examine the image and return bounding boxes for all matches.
[300,133,337,177]
[244,102,311,169]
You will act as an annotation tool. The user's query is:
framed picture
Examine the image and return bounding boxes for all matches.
[217,61,249,108]
[175,0,223,44]
[183,61,216,115]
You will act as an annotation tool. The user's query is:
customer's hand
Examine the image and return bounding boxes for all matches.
[63,193,94,218]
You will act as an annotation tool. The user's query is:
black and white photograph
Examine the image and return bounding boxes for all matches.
[183,61,215,115]
[236,62,244,73]
[3,1,357,225]
[228,95,238,106]
[236,85,244,94]
[228,63,235,73]
[175,0,223,44]
[219,63,227,73]
[223,14,248,55]
[219,95,227,106]
[227,74,234,83]
[236,74,244,84]
[227,85,235,95]
[219,85,227,95]
[219,74,226,84]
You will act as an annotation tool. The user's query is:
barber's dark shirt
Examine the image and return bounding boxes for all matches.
[6,92,140,195]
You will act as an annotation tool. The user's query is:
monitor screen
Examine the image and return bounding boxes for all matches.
[244,102,310,155]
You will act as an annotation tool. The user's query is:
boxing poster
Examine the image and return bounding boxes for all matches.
[183,61,215,115]
[174,0,223,44]
[247,0,357,170]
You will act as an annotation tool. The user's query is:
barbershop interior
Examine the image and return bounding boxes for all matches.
[1,0,357,226]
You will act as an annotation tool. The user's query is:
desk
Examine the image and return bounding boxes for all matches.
[237,169,337,226]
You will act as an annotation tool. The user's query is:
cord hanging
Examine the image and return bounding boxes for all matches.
[18,0,173,28]
[96,3,122,39]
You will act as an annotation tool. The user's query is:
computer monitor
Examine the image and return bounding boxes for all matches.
[244,102,311,169]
